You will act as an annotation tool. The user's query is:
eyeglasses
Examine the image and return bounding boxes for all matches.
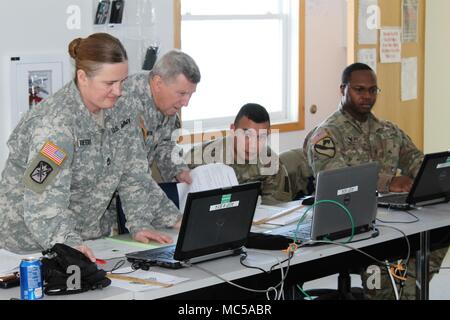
[348,86,382,96]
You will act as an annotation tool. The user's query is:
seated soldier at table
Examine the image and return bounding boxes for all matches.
[184,103,292,205]
[304,62,448,300]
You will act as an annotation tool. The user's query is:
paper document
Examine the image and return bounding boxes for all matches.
[85,234,165,260]
[402,0,419,43]
[0,249,41,276]
[109,268,190,292]
[401,57,418,101]
[358,48,377,74]
[177,163,239,213]
[380,28,402,63]
[253,204,311,226]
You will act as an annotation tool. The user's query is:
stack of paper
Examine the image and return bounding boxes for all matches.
[109,267,190,292]
[0,249,41,276]
[84,234,166,260]
[177,163,239,213]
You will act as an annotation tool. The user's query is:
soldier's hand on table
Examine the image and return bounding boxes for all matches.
[389,176,414,193]
[176,170,192,184]
[134,230,173,244]
[75,244,96,263]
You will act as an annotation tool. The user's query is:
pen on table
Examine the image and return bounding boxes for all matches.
[253,204,304,225]
[106,273,173,288]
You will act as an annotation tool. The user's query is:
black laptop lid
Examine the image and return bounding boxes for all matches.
[173,182,261,261]
[408,151,450,205]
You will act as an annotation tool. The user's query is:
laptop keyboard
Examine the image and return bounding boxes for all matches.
[136,246,176,260]
[156,248,175,260]
[379,194,408,204]
[284,223,311,239]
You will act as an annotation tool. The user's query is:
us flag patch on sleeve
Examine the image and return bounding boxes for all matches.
[40,141,67,166]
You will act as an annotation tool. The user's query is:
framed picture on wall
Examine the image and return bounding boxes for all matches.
[109,0,124,24]
[94,0,111,24]
[9,54,70,127]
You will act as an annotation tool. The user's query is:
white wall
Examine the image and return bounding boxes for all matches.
[424,0,450,153]
[0,0,94,171]
[0,0,346,170]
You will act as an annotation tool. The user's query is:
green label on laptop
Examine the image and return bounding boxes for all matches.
[221,194,232,204]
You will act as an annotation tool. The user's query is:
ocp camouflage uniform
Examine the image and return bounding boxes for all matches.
[184,136,291,205]
[118,72,188,181]
[0,81,181,254]
[305,105,448,299]
[305,106,424,193]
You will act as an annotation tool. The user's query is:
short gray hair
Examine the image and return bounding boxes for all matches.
[150,50,201,84]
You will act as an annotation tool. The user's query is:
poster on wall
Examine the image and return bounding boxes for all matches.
[109,0,124,24]
[402,0,419,43]
[380,28,402,63]
[358,48,377,74]
[401,57,418,101]
[94,0,111,24]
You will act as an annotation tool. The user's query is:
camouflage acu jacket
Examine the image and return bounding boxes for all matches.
[0,81,180,253]
[118,72,188,181]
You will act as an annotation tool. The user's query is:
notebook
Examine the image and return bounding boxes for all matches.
[267,162,378,242]
[126,182,261,269]
[378,152,450,210]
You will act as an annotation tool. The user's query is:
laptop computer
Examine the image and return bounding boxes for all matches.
[126,182,261,269]
[378,151,450,210]
[266,162,378,242]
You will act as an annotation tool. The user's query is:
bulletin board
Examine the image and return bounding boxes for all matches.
[347,0,425,150]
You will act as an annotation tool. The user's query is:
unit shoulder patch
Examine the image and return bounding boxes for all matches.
[313,135,336,158]
[30,161,54,184]
[23,141,66,193]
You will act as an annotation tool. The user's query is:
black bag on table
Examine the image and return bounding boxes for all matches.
[41,243,111,295]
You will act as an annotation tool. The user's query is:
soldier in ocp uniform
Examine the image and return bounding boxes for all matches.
[304,63,448,299]
[118,50,201,184]
[0,33,181,261]
[184,103,291,205]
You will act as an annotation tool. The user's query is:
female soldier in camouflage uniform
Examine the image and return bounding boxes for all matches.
[0,33,181,261]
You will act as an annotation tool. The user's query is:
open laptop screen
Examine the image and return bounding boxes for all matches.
[174,182,260,261]
[408,151,450,205]
[311,162,378,239]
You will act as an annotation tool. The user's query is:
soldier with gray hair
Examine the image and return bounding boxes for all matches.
[0,33,181,261]
[118,50,201,183]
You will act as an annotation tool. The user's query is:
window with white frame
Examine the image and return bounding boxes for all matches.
[179,0,300,134]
